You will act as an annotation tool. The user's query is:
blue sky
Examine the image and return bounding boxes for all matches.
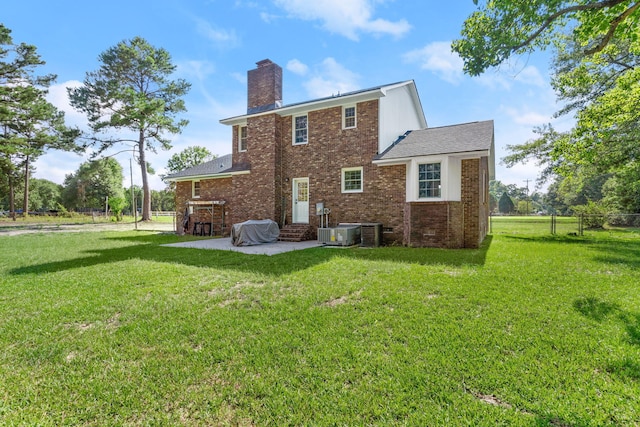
[4,0,571,191]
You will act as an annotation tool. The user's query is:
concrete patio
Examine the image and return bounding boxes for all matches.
[162,237,322,256]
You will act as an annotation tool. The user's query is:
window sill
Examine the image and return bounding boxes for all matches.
[412,198,444,202]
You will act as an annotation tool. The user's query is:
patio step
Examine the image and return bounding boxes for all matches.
[278,224,311,242]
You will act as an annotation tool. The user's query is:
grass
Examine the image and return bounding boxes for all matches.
[1,226,639,425]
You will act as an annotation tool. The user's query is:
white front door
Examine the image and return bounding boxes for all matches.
[292,177,309,224]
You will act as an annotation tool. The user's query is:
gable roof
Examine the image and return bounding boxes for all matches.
[220,80,426,128]
[164,154,249,181]
[375,120,494,159]
[373,120,495,178]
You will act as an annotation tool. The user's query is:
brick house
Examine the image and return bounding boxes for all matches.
[166,59,494,248]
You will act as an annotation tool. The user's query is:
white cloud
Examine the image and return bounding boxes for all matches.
[195,18,240,49]
[403,41,464,85]
[513,65,546,87]
[177,60,216,83]
[286,59,309,76]
[302,57,360,99]
[403,41,549,91]
[260,12,280,23]
[46,80,87,128]
[476,64,546,90]
[230,72,247,85]
[272,0,411,41]
[33,150,85,185]
[500,105,553,126]
[475,72,512,91]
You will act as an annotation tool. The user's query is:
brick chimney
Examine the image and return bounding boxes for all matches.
[247,59,282,114]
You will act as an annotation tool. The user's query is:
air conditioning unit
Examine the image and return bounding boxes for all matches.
[360,223,383,247]
[317,225,361,246]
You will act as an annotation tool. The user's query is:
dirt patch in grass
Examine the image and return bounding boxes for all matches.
[321,290,363,307]
[474,392,512,409]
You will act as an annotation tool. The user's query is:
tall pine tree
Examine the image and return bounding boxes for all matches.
[69,37,191,221]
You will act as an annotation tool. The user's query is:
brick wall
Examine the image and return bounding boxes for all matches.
[232,114,279,222]
[175,178,233,235]
[479,156,490,242]
[275,100,405,243]
[247,60,282,112]
[461,157,489,248]
[403,157,490,249]
[175,95,490,248]
[404,201,464,248]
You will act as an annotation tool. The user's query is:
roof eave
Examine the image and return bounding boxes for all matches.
[219,83,416,126]
[373,149,492,165]
[165,169,250,182]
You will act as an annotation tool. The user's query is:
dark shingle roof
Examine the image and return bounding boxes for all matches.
[281,81,408,109]
[164,154,241,180]
[375,120,494,161]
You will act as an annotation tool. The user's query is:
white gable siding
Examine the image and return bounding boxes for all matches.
[405,155,461,202]
[378,84,426,154]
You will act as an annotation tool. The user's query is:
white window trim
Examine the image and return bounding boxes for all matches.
[342,105,357,129]
[406,157,446,202]
[238,126,247,152]
[418,162,442,199]
[341,166,363,193]
[192,180,201,198]
[293,114,308,145]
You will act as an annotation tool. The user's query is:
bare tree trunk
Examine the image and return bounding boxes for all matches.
[22,154,30,218]
[138,132,151,221]
[9,175,16,221]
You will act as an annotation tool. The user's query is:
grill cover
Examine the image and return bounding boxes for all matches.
[231,219,280,246]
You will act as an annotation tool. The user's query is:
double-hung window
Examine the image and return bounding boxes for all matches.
[192,180,201,198]
[418,163,441,198]
[342,167,363,193]
[343,105,356,129]
[294,115,308,144]
[239,126,247,152]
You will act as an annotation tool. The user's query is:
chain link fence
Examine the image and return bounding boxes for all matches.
[490,214,640,236]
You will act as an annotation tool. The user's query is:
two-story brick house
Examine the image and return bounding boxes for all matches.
[166,59,494,248]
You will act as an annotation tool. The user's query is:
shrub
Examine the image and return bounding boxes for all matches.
[573,201,607,229]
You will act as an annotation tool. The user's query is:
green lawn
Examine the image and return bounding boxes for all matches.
[1,227,639,425]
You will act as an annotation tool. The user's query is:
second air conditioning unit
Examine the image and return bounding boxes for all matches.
[317,224,361,246]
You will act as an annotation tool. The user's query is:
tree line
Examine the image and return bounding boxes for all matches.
[1,24,190,221]
[0,143,217,216]
[0,158,175,216]
[489,179,609,217]
[455,1,640,222]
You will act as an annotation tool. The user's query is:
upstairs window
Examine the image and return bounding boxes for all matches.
[294,115,308,145]
[342,167,363,193]
[418,163,441,198]
[239,126,247,152]
[192,180,201,198]
[343,105,356,129]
